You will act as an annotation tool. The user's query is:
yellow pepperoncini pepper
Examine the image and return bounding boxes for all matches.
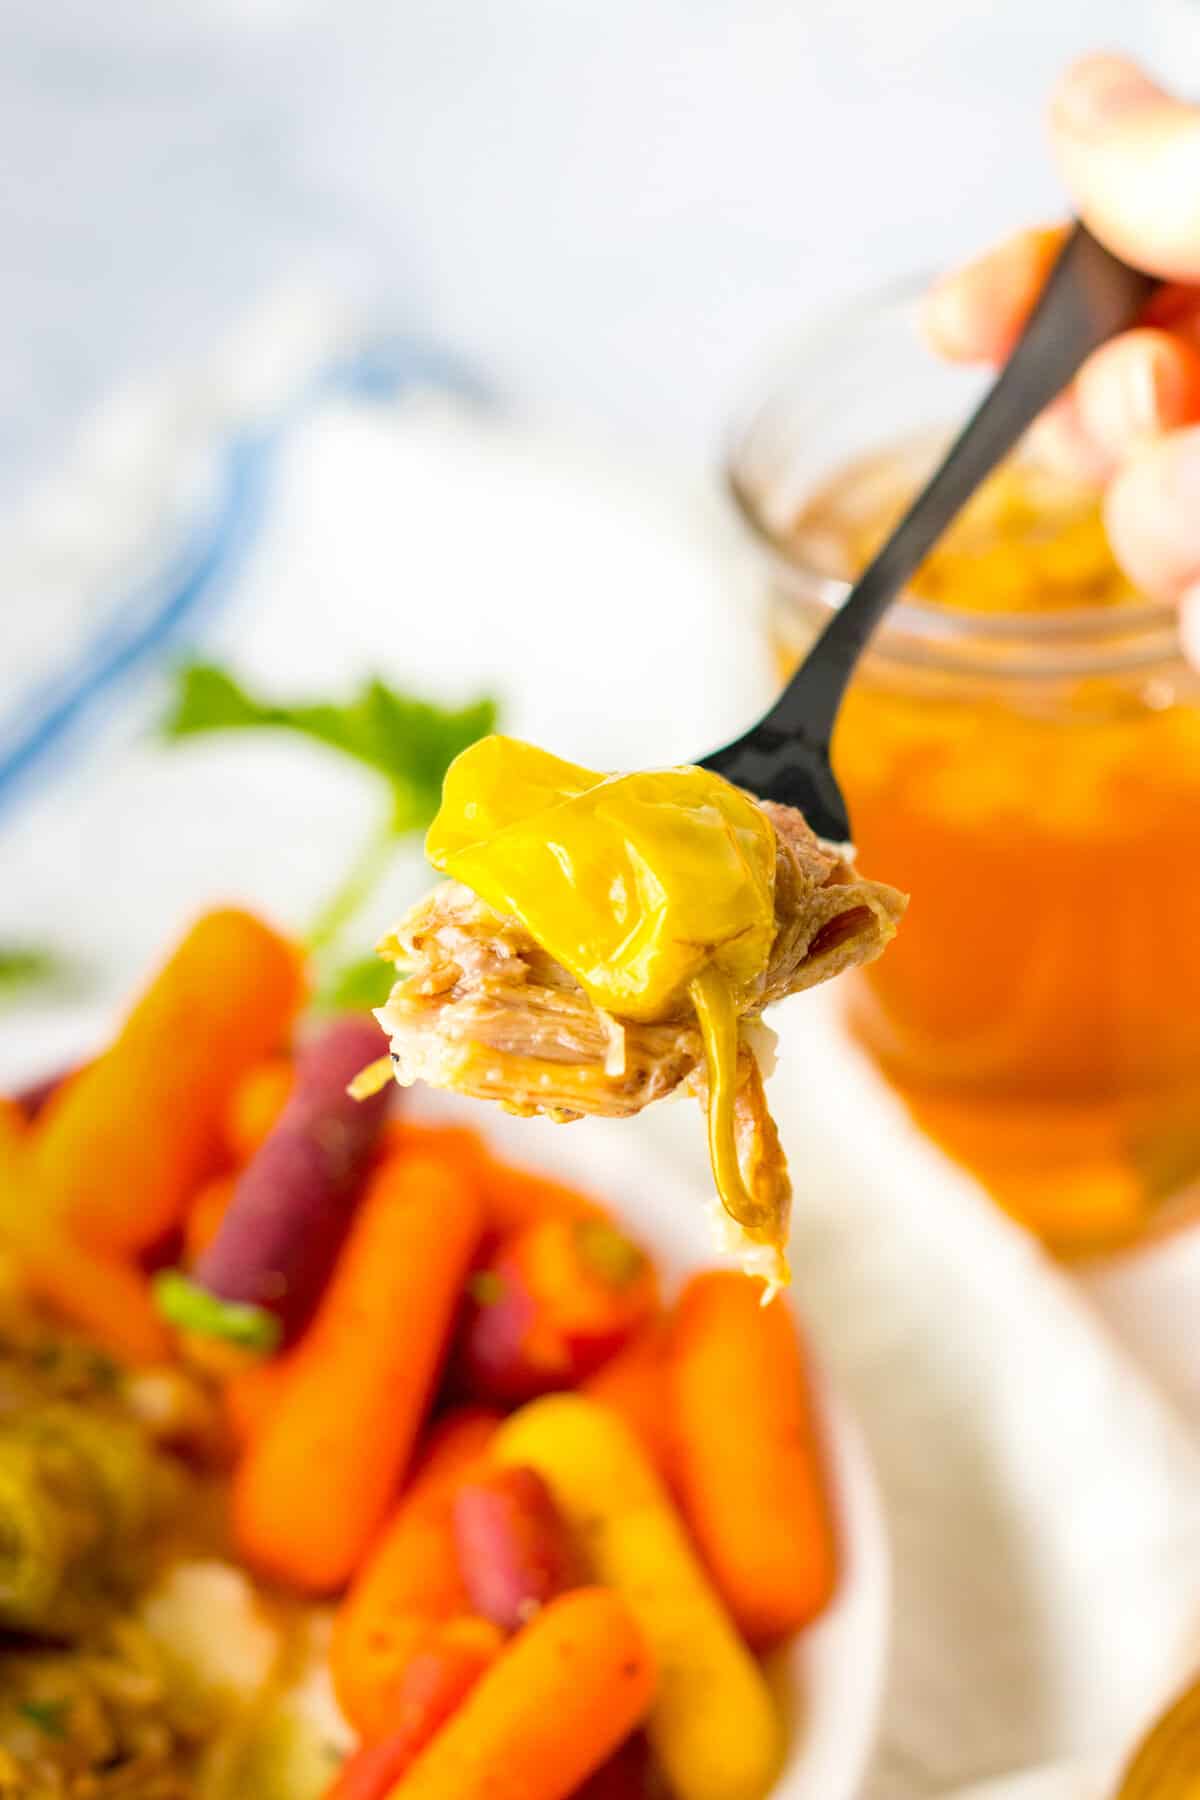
[426,736,777,1024]
[426,737,782,1251]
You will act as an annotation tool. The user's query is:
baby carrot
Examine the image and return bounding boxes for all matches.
[331,1407,498,1739]
[374,1126,606,1247]
[0,1104,167,1362]
[30,909,303,1256]
[0,1098,26,1152]
[583,1317,674,1478]
[457,1216,657,1404]
[163,1015,392,1352]
[8,1217,166,1363]
[184,1174,236,1262]
[476,1157,606,1245]
[326,1620,503,1800]
[233,1151,484,1593]
[224,1352,293,1446]
[496,1396,782,1800]
[223,1055,294,1164]
[670,1271,838,1645]
[452,1465,579,1631]
[383,1588,655,1800]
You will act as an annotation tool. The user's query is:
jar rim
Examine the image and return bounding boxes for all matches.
[724,273,1182,676]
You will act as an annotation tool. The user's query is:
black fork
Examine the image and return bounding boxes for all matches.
[701,223,1158,843]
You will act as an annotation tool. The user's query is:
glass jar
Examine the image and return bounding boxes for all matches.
[728,281,1200,1256]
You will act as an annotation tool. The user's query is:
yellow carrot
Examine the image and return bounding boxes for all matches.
[233,1151,483,1592]
[383,1588,655,1800]
[31,909,304,1255]
[496,1396,782,1800]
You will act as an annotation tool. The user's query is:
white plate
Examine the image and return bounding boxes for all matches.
[12,1010,888,1800]
[411,1092,891,1800]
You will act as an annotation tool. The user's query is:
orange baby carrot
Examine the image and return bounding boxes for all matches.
[184,1174,236,1262]
[325,1620,502,1799]
[31,909,303,1256]
[379,1120,488,1169]
[0,1103,167,1362]
[457,1216,657,1405]
[670,1271,838,1646]
[224,1351,293,1446]
[31,1244,169,1365]
[476,1157,606,1245]
[583,1318,675,1479]
[383,1588,656,1800]
[223,1055,294,1164]
[375,1127,606,1245]
[331,1407,498,1738]
[0,1097,27,1147]
[232,1151,484,1593]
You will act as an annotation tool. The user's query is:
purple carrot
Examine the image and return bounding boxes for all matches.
[155,1015,391,1352]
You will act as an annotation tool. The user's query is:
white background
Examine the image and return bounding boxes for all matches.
[0,0,1183,504]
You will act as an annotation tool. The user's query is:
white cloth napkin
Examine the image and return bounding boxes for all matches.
[5,305,1200,1800]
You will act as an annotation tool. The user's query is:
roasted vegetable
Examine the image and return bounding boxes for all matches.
[233,1151,483,1592]
[330,1409,498,1741]
[457,1217,656,1404]
[451,1465,578,1632]
[496,1396,782,1800]
[158,1015,391,1354]
[30,909,304,1257]
[671,1271,838,1645]
[325,1625,501,1798]
[582,1318,674,1478]
[0,1403,167,1637]
[380,1588,655,1800]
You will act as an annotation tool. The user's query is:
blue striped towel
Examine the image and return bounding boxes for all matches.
[0,299,484,823]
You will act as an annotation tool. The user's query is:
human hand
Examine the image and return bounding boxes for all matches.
[923,54,1200,659]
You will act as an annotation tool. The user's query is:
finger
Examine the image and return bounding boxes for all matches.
[922,225,1067,362]
[1075,329,1200,463]
[1025,389,1116,486]
[1104,425,1200,598]
[1051,54,1200,282]
[1181,583,1200,670]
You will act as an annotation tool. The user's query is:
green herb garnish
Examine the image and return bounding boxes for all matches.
[163,662,498,964]
[153,1270,280,1354]
[0,946,64,1005]
[314,952,397,1014]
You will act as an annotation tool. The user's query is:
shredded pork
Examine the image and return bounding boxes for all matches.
[376,801,905,1272]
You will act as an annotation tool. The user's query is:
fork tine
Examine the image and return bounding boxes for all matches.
[700,726,851,845]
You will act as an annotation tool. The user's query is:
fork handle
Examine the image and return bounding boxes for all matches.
[761,222,1159,744]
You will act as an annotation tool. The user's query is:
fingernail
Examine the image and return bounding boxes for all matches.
[1127,339,1175,438]
[1053,55,1161,139]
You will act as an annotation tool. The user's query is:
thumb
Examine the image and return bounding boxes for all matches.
[1051,54,1200,282]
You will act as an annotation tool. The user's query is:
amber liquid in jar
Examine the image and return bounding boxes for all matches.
[778,445,1200,1255]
